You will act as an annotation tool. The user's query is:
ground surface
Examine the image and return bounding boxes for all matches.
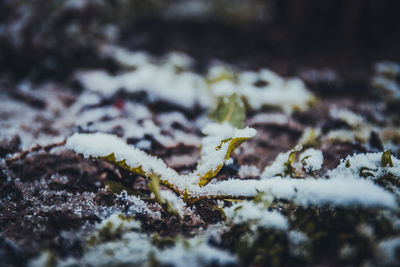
[1,1,400,267]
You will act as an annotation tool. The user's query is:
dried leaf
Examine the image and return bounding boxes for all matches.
[381,150,394,167]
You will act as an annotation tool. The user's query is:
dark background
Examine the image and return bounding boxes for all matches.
[0,0,399,83]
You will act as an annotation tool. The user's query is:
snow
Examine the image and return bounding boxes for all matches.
[95,213,141,233]
[238,165,261,178]
[64,0,90,9]
[324,129,356,143]
[76,46,314,113]
[67,130,398,210]
[159,190,187,217]
[60,232,153,266]
[65,132,184,189]
[330,107,364,128]
[198,177,397,209]
[297,127,321,145]
[224,201,288,231]
[299,148,323,172]
[76,51,212,109]
[116,191,160,218]
[372,61,400,100]
[209,67,314,114]
[377,237,400,266]
[249,113,289,126]
[261,152,290,178]
[196,122,257,177]
[261,145,302,178]
[100,45,150,67]
[57,229,236,267]
[225,157,234,165]
[328,152,400,180]
[375,61,400,76]
[288,231,310,257]
[157,237,236,267]
[66,123,257,191]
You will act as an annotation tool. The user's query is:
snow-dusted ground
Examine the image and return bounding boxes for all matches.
[1,48,400,266]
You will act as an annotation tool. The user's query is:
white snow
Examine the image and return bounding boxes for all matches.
[159,190,187,217]
[224,201,288,231]
[261,145,302,178]
[300,148,323,172]
[76,46,314,113]
[330,107,364,128]
[238,165,261,178]
[375,61,400,76]
[298,127,321,146]
[65,132,185,189]
[95,213,141,233]
[376,237,400,266]
[57,230,236,267]
[67,130,398,210]
[66,123,257,191]
[208,67,314,114]
[157,237,236,267]
[372,61,400,100]
[328,152,400,180]
[198,177,397,209]
[76,52,212,109]
[196,122,257,178]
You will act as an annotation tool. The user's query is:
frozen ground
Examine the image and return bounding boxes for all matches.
[1,1,400,266]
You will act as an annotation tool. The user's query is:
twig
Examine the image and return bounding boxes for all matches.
[5,139,66,164]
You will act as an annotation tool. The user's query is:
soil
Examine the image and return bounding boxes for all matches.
[1,1,400,267]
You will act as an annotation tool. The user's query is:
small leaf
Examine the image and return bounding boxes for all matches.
[381,150,394,167]
[148,173,163,205]
[198,135,254,186]
[104,180,146,197]
[148,173,181,219]
[345,160,351,168]
[284,144,303,177]
[209,94,246,128]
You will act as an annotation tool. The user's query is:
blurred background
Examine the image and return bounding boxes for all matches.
[1,0,399,83]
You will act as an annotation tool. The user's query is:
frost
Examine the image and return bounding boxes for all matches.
[375,61,400,76]
[261,144,302,178]
[249,112,289,126]
[288,231,310,257]
[330,107,365,128]
[198,177,397,209]
[66,122,257,195]
[76,47,314,113]
[156,236,236,267]
[299,148,323,172]
[297,127,321,146]
[238,165,261,178]
[67,131,397,209]
[372,61,400,101]
[376,237,400,266]
[328,152,400,180]
[76,51,211,109]
[210,67,315,113]
[196,122,257,185]
[115,191,160,218]
[159,190,187,217]
[224,201,288,231]
[325,107,373,143]
[57,230,236,267]
[93,213,141,242]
